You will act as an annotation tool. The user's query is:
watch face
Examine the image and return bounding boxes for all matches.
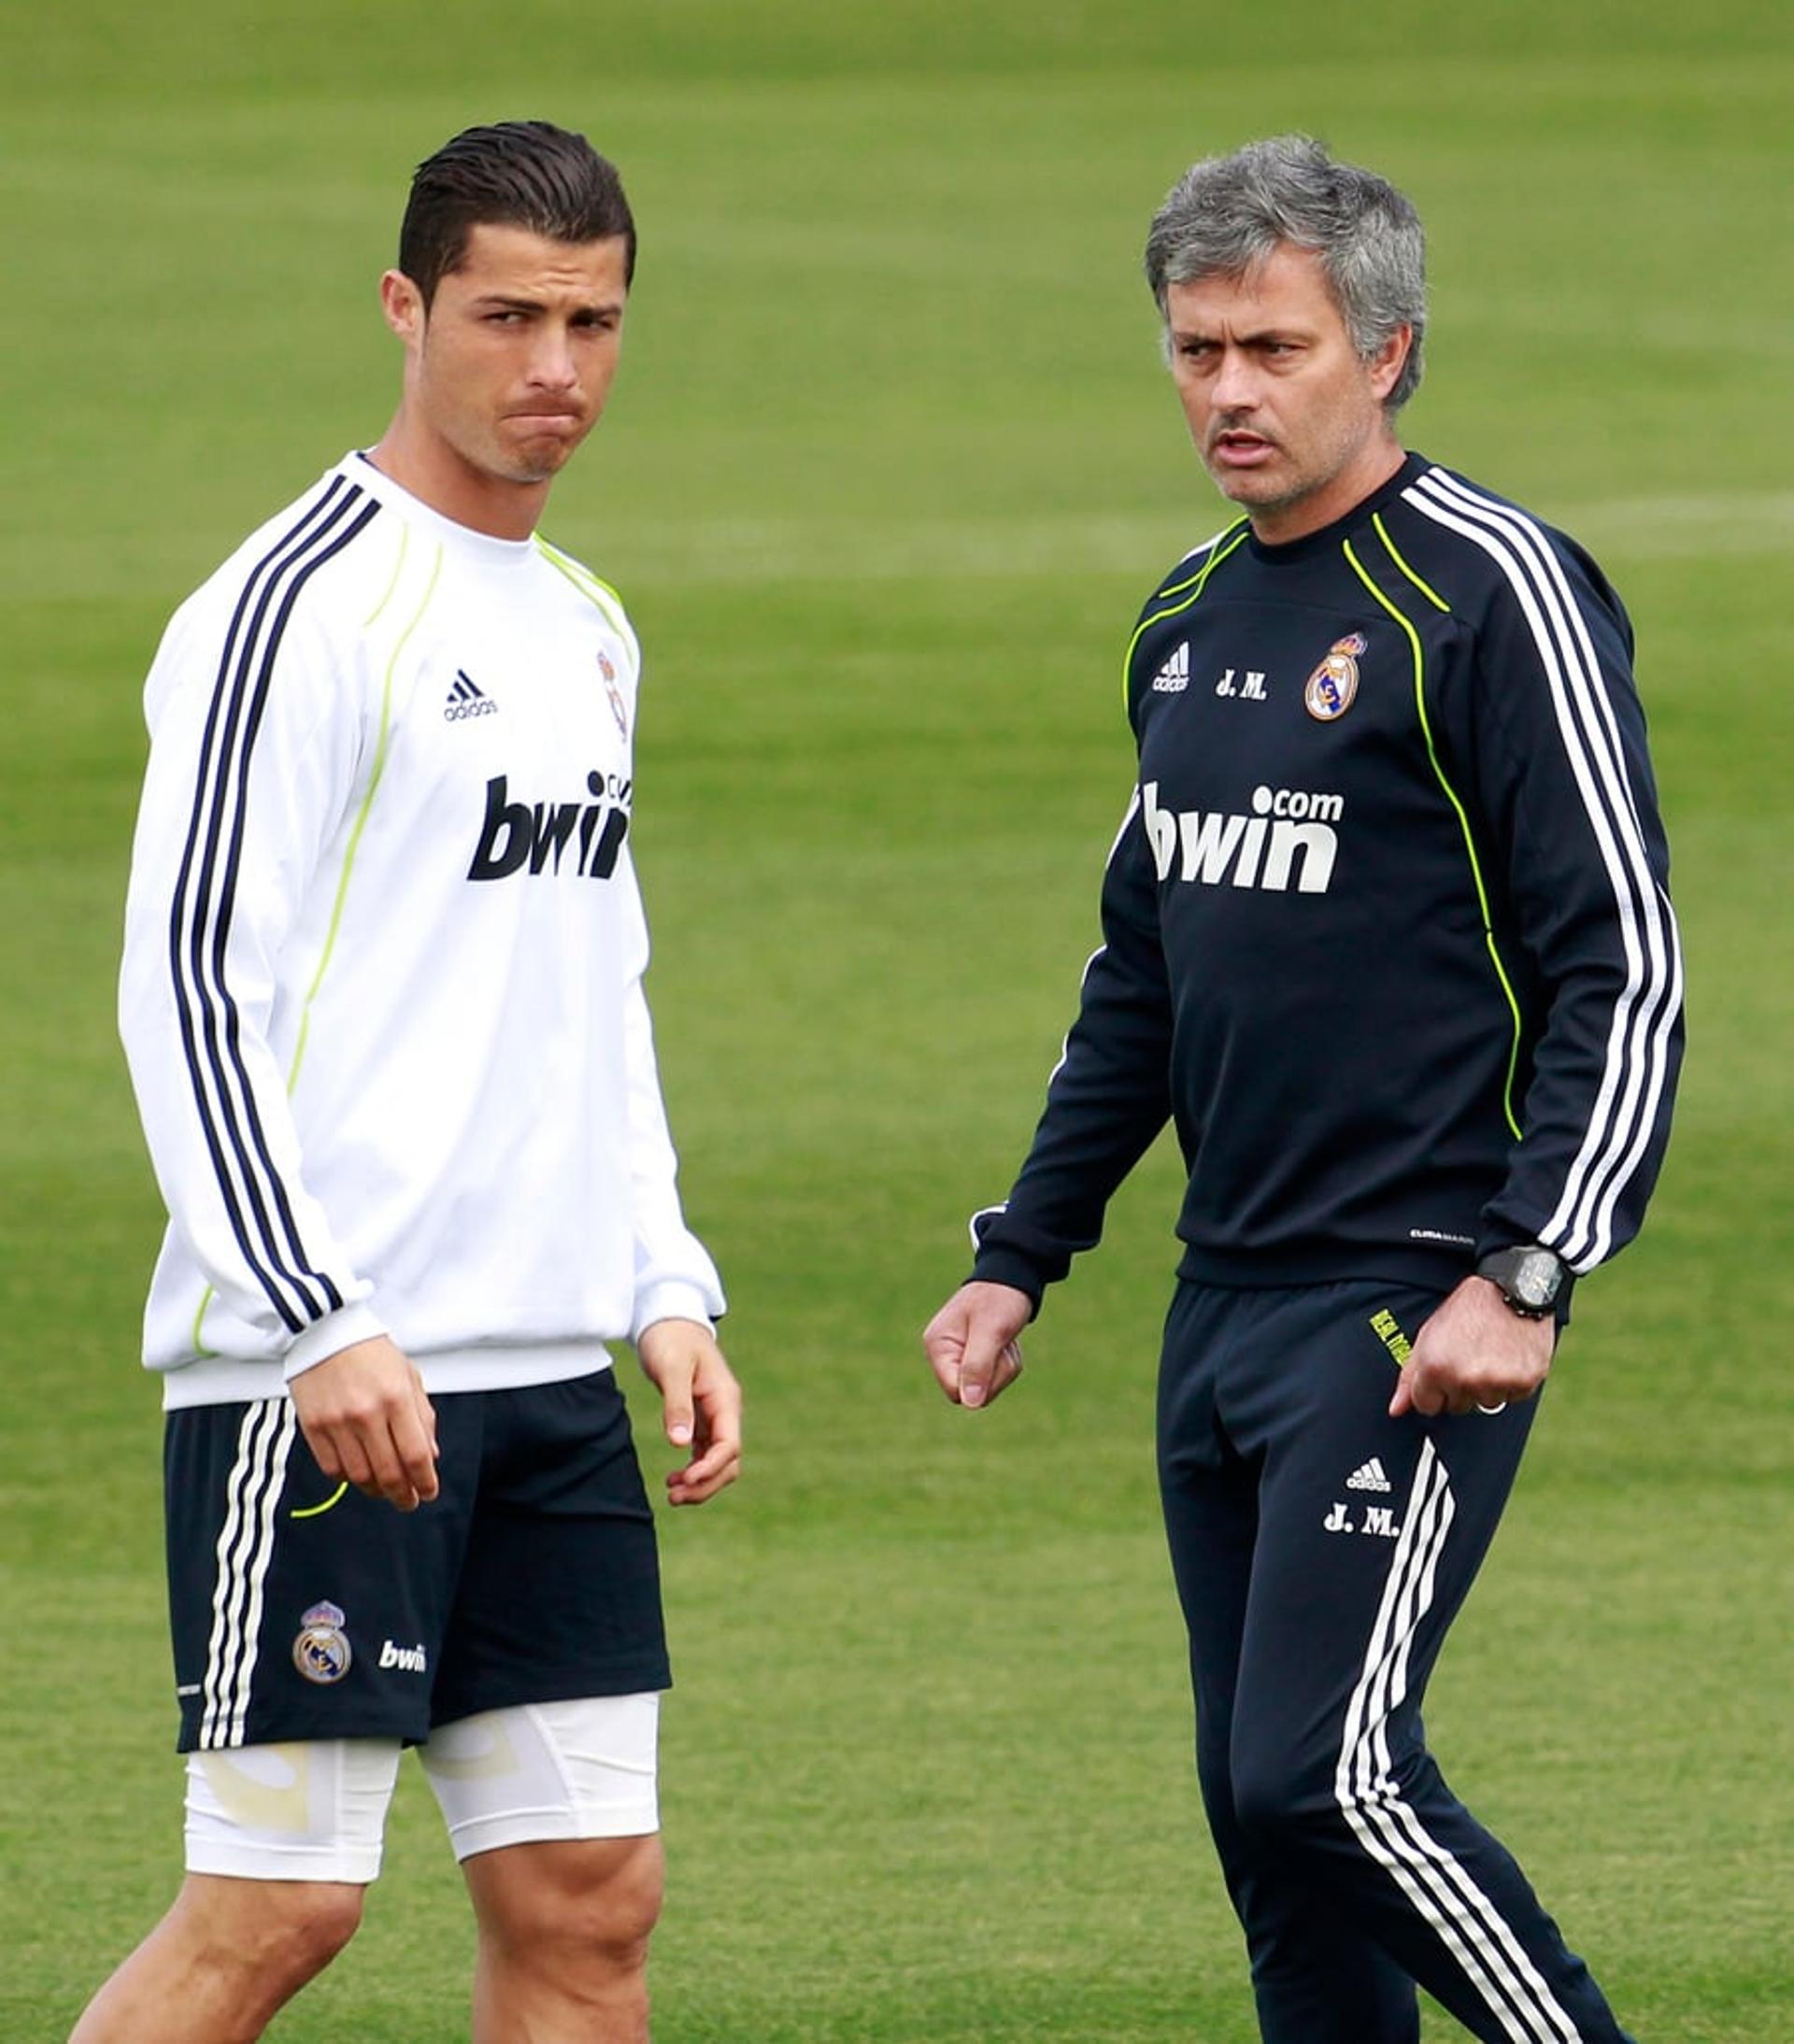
[1515,1249,1562,1308]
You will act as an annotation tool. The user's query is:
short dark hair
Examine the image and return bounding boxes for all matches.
[398,121,635,308]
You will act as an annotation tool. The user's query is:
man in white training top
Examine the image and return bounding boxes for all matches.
[78,121,740,2044]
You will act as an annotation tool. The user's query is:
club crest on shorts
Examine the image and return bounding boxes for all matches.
[1304,632,1367,721]
[599,648,628,739]
[292,1600,353,1685]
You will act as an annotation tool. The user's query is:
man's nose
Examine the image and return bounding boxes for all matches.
[530,328,578,388]
[1210,347,1258,411]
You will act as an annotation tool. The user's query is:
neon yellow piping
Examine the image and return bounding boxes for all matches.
[535,533,624,606]
[287,539,444,1094]
[1371,513,1451,613]
[1121,524,1249,713]
[291,1481,349,1520]
[1342,536,1524,1140]
[1155,530,1245,603]
[535,535,631,639]
[363,520,410,629]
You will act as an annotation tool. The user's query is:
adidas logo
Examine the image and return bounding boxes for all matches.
[1346,1457,1392,1494]
[1151,644,1190,693]
[445,670,499,722]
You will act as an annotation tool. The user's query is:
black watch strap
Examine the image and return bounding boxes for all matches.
[1476,1244,1567,1318]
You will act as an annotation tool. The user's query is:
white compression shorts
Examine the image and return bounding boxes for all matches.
[183,1693,660,1884]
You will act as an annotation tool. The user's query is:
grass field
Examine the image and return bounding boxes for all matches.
[4,3,1792,2037]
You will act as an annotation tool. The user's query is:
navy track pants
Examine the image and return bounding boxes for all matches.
[1157,1278,1635,2044]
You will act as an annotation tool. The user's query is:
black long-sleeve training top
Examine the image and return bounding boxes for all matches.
[970,452,1685,1307]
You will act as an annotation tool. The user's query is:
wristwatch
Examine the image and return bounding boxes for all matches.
[1475,1244,1567,1319]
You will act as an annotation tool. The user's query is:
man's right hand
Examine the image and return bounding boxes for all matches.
[289,1336,440,1512]
[922,1281,1032,1410]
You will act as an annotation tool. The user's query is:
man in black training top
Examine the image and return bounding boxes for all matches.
[924,136,1681,2044]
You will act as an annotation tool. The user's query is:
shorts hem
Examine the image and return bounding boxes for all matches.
[448,1800,661,1864]
[184,1838,384,1884]
[429,1664,670,1733]
[178,1719,427,1756]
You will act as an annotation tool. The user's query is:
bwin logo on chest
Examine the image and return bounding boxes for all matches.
[1142,781,1341,894]
[468,773,633,882]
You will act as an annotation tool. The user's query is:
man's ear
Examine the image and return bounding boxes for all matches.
[1369,322,1412,404]
[379,269,424,347]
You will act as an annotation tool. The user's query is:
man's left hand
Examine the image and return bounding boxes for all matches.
[1389,1276,1556,1419]
[635,1318,742,1505]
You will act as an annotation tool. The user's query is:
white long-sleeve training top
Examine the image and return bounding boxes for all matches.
[120,454,724,1410]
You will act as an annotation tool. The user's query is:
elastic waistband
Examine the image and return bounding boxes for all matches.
[1175,1242,1474,1295]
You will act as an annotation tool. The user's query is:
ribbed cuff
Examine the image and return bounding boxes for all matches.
[282,1301,389,1382]
[631,1283,718,1345]
[966,1251,1047,1316]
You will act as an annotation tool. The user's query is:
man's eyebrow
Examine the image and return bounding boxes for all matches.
[468,291,625,315]
[1171,319,1314,343]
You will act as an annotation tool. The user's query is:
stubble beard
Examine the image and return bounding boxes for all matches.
[1204,412,1372,524]
[487,423,585,489]
[1204,452,1307,516]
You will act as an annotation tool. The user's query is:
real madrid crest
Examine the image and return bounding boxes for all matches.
[292,1600,353,1685]
[599,648,628,741]
[1303,632,1367,722]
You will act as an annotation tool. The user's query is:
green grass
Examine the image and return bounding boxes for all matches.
[4,4,1792,2037]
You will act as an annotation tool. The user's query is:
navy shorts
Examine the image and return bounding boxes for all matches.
[164,1370,669,1753]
